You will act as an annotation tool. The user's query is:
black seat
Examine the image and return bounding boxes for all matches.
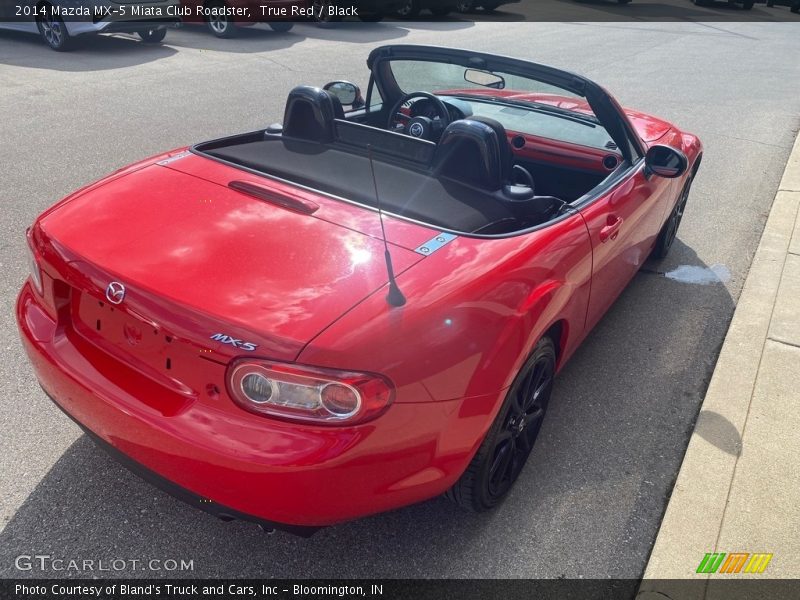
[433,117,534,199]
[434,118,506,190]
[468,115,515,184]
[283,86,345,143]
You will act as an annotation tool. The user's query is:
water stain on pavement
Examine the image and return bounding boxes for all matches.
[642,264,731,285]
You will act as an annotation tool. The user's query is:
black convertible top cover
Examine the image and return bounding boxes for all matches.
[203,135,518,234]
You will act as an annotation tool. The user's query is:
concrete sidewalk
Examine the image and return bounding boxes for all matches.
[638,130,800,598]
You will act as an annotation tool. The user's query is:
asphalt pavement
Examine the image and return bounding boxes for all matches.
[0,21,799,579]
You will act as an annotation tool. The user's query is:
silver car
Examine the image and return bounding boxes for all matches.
[0,0,179,50]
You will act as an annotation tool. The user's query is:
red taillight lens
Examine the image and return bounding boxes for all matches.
[226,360,393,425]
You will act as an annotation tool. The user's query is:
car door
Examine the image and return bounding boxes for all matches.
[579,161,671,331]
[0,0,27,29]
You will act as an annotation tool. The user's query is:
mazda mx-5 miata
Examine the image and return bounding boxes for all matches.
[17,45,702,535]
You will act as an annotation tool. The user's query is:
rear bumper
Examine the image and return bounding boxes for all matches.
[17,283,496,528]
[46,389,320,536]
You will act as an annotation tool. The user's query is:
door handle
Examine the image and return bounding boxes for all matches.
[599,215,623,243]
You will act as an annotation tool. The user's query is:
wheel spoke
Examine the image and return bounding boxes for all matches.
[488,436,514,494]
[532,371,552,403]
[515,364,538,413]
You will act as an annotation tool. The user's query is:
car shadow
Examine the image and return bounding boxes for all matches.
[387,8,525,22]
[0,236,737,578]
[0,433,496,579]
[292,21,415,43]
[0,29,178,71]
[165,23,307,53]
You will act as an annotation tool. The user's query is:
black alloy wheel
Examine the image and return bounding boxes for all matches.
[651,174,693,259]
[446,336,556,511]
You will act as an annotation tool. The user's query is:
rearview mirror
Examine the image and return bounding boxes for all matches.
[645,145,688,179]
[323,81,365,109]
[464,68,505,90]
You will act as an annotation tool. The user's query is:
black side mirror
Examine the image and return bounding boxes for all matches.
[645,145,688,179]
[323,81,365,110]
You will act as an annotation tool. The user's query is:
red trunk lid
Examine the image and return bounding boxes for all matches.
[38,163,425,363]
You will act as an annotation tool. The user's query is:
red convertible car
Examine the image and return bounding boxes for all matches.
[18,45,701,535]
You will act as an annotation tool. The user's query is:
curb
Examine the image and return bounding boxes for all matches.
[637,129,800,599]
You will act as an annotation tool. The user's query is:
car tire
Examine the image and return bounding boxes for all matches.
[481,1,500,10]
[430,6,452,15]
[268,21,294,32]
[137,27,167,43]
[456,0,474,12]
[651,174,694,259]
[206,1,237,37]
[446,336,556,512]
[396,0,421,17]
[741,0,754,8]
[313,0,341,22]
[36,7,73,51]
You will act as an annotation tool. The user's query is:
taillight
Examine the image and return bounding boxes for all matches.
[227,360,394,425]
[25,231,43,295]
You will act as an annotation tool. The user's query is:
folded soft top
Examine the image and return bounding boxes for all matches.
[200,134,519,234]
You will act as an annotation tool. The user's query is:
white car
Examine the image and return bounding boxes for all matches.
[0,0,179,50]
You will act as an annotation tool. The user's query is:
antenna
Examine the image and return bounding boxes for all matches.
[367,144,406,308]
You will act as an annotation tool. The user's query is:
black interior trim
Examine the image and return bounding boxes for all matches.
[192,139,608,240]
[334,119,437,166]
[201,134,526,235]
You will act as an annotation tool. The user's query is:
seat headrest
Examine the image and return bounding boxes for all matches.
[433,118,513,191]
[469,116,514,181]
[283,86,345,143]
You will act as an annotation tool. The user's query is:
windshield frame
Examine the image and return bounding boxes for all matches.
[367,45,645,163]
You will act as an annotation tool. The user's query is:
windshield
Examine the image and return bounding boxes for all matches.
[388,59,596,118]
[387,59,614,151]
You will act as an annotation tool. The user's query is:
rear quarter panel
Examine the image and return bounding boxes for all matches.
[298,211,593,406]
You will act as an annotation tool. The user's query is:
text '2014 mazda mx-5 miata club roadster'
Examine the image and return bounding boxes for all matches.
[17,45,702,535]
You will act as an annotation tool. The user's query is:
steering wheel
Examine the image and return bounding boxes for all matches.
[387,92,452,141]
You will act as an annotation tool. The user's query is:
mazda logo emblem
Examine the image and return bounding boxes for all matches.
[105,281,126,305]
[409,123,424,137]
